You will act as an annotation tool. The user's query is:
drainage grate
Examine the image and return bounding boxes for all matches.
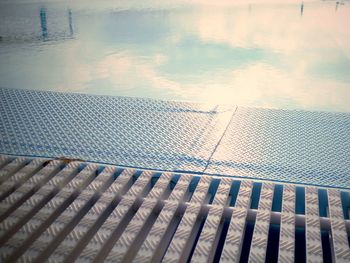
[0,155,349,262]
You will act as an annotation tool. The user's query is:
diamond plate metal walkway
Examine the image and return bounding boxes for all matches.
[0,155,349,263]
[1,88,350,189]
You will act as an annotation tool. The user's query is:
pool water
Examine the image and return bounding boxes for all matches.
[1,0,350,112]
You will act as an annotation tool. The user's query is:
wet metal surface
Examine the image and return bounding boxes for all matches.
[1,88,349,189]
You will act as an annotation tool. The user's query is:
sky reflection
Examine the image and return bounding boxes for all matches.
[0,1,350,111]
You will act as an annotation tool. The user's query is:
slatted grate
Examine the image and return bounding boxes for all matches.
[0,155,349,262]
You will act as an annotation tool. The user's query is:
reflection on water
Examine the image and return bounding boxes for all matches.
[39,8,73,40]
[40,8,48,40]
[301,2,304,16]
[0,1,350,112]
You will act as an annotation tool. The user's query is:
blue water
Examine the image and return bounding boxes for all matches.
[1,0,350,112]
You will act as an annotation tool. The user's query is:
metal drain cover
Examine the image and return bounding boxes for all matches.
[0,155,349,262]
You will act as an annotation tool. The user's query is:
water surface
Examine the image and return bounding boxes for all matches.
[1,0,350,111]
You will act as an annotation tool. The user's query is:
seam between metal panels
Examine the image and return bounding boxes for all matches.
[2,88,349,189]
[202,106,238,173]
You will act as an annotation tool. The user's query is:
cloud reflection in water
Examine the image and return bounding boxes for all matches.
[0,1,350,111]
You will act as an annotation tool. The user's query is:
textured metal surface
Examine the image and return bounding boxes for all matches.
[220,180,253,263]
[0,87,232,172]
[191,178,231,262]
[104,172,172,263]
[305,187,323,262]
[206,107,350,189]
[278,184,295,263]
[1,88,350,189]
[47,168,134,263]
[134,173,193,262]
[0,155,349,263]
[248,182,274,262]
[162,175,212,262]
[328,189,350,263]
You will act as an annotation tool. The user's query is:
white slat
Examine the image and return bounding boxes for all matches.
[0,157,27,185]
[162,175,212,262]
[76,170,154,263]
[248,182,274,262]
[0,160,62,219]
[46,168,135,263]
[104,172,173,262]
[0,164,97,262]
[134,174,193,263]
[0,158,45,198]
[0,155,10,169]
[17,164,111,263]
[305,186,323,262]
[0,162,80,239]
[278,184,295,263]
[220,180,253,263]
[328,189,350,263]
[191,178,232,262]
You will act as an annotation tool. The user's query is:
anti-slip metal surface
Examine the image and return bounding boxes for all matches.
[0,88,233,173]
[206,107,350,188]
[0,155,349,263]
[1,88,350,188]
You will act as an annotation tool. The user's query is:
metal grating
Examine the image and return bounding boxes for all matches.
[1,88,350,189]
[0,87,233,172]
[206,107,350,189]
[0,155,349,263]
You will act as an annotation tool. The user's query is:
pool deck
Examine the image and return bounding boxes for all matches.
[1,87,349,189]
[1,88,350,262]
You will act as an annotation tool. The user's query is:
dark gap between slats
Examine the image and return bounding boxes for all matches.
[250,182,262,210]
[271,184,283,212]
[265,223,280,263]
[156,207,185,262]
[239,221,255,263]
[161,174,180,200]
[318,189,329,217]
[185,210,208,263]
[212,211,232,262]
[184,176,200,202]
[229,180,241,207]
[208,179,220,204]
[295,187,305,215]
[340,191,350,220]
[294,226,306,263]
[321,230,333,263]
